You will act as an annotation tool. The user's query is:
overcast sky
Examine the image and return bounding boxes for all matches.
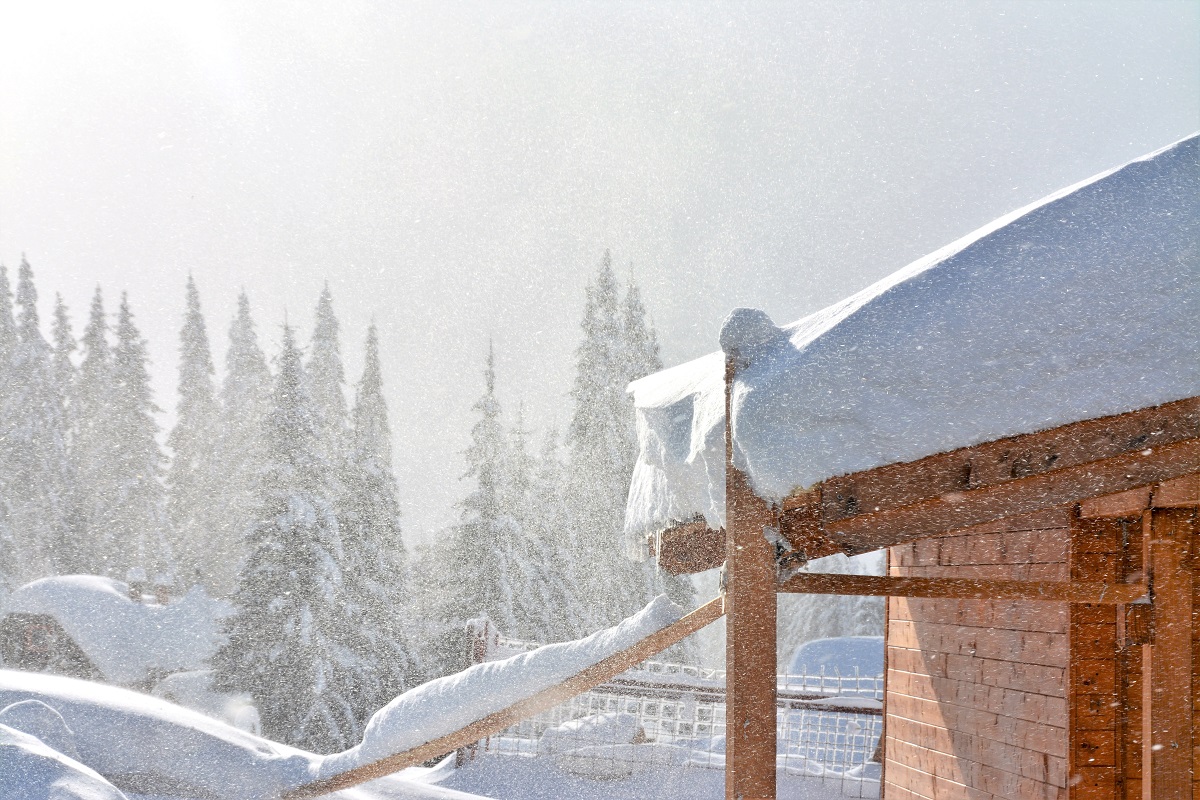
[1,1,1196,544]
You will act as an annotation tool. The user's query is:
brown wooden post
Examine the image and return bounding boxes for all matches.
[724,355,777,800]
[1142,504,1195,799]
[1068,511,1124,798]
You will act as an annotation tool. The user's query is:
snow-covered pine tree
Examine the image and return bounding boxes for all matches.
[212,323,363,753]
[0,266,15,383]
[620,277,696,618]
[520,426,589,642]
[307,284,351,465]
[565,252,633,627]
[426,343,524,674]
[0,266,17,589]
[0,259,73,582]
[71,287,116,574]
[342,323,419,719]
[106,293,174,580]
[565,253,696,630]
[502,402,557,642]
[210,291,272,595]
[49,295,84,576]
[166,276,223,591]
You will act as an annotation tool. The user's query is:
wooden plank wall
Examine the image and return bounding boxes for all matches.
[883,509,1071,800]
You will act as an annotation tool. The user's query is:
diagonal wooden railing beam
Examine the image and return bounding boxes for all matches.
[779,572,1147,604]
[282,596,726,800]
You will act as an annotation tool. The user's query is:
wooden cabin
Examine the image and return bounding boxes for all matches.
[625,134,1199,799]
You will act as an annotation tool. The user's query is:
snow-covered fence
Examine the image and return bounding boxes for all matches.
[482,673,881,796]
[472,634,882,797]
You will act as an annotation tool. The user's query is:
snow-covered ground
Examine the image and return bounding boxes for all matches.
[0,670,488,800]
[411,752,878,800]
[0,668,880,800]
[624,133,1200,549]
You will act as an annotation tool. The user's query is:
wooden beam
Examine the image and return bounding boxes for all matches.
[724,355,777,800]
[825,434,1200,553]
[818,395,1200,526]
[777,572,1146,604]
[1080,486,1151,519]
[283,598,726,799]
[1141,506,1194,800]
[652,519,726,575]
[1152,473,1200,508]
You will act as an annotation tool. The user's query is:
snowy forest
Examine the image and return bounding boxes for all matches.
[0,250,879,754]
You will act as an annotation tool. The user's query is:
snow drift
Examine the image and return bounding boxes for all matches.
[624,133,1200,553]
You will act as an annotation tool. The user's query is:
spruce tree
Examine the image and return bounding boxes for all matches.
[210,291,272,595]
[518,425,588,642]
[307,284,350,463]
[0,266,14,589]
[213,323,362,752]
[565,252,631,628]
[49,295,83,576]
[107,293,174,579]
[166,276,223,590]
[620,275,696,618]
[431,343,524,658]
[342,323,419,717]
[0,259,73,581]
[72,287,118,574]
[564,253,696,630]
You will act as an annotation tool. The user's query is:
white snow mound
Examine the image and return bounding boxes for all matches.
[5,575,230,686]
[0,723,129,800]
[624,133,1200,553]
[318,595,685,778]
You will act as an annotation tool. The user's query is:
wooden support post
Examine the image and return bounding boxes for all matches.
[1068,511,1126,798]
[1142,504,1195,799]
[724,355,777,800]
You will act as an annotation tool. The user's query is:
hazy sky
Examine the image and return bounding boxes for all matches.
[1,1,1196,544]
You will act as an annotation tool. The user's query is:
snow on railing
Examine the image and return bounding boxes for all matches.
[484,671,881,798]
[479,631,881,797]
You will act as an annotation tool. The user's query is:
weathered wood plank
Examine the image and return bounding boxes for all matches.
[779,572,1146,604]
[652,519,726,575]
[825,434,1200,553]
[723,355,777,800]
[818,395,1200,526]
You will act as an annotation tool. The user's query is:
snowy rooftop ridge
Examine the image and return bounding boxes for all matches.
[4,575,231,686]
[625,133,1200,555]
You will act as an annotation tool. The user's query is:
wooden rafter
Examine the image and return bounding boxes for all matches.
[778,572,1147,604]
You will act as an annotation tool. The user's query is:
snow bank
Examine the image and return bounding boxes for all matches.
[4,575,230,686]
[625,133,1200,552]
[0,723,129,800]
[319,595,685,778]
[537,712,645,756]
[0,670,485,800]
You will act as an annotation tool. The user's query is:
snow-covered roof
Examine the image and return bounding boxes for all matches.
[4,576,231,686]
[624,133,1200,554]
